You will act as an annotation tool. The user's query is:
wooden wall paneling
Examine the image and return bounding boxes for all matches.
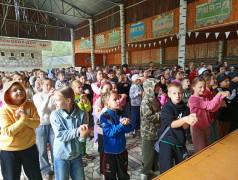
[130,49,160,64]
[106,53,121,65]
[75,53,103,67]
[164,46,178,61]
[227,39,238,56]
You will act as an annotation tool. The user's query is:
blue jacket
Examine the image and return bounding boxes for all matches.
[100,109,132,154]
[50,106,87,160]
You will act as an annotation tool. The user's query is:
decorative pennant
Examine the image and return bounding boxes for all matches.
[225,31,230,39]
[195,32,199,38]
[188,32,191,37]
[170,36,173,41]
[164,39,167,44]
[115,48,116,51]
[153,42,156,47]
[176,34,179,39]
[135,44,137,48]
[159,41,161,46]
[206,33,210,39]
[112,49,114,52]
[109,50,111,53]
[131,44,134,48]
[144,44,146,48]
[215,32,219,39]
[148,43,151,48]
[128,44,130,47]
[139,44,142,48]
[237,30,238,35]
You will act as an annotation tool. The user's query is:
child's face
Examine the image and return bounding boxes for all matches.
[42,80,54,94]
[15,76,25,84]
[119,75,127,83]
[181,79,190,89]
[106,93,120,110]
[39,72,45,79]
[219,78,230,88]
[219,67,226,74]
[160,76,166,84]
[154,84,161,94]
[54,92,70,111]
[7,84,26,105]
[101,84,112,94]
[108,72,115,80]
[112,84,117,93]
[96,71,103,81]
[209,75,217,87]
[168,87,183,104]
[193,81,206,96]
[175,72,183,80]
[79,76,87,84]
[58,74,66,81]
[73,84,83,95]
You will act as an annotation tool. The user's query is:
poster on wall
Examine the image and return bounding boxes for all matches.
[80,39,91,50]
[195,0,232,27]
[129,22,145,41]
[96,34,105,47]
[109,30,120,46]
[152,13,174,37]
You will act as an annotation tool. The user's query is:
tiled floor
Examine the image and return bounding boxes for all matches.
[0,134,194,180]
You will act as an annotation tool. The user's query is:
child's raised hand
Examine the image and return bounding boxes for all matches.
[79,124,92,138]
[14,106,26,119]
[120,94,127,99]
[84,89,90,94]
[120,117,131,125]
[186,113,198,126]
[218,91,230,98]
[48,88,55,98]
[80,94,87,103]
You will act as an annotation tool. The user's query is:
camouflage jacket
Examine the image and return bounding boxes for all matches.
[140,78,161,140]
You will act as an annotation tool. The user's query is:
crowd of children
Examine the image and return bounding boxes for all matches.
[0,60,237,180]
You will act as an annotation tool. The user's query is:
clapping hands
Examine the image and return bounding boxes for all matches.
[120,117,131,125]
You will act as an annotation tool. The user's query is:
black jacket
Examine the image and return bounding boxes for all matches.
[158,99,190,145]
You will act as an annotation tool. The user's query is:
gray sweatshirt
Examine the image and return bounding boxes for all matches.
[129,84,143,106]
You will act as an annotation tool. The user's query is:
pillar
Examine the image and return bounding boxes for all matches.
[160,47,164,65]
[119,4,126,65]
[178,0,187,69]
[70,28,75,67]
[218,40,224,63]
[89,19,95,70]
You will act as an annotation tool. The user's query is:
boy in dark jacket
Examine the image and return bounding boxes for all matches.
[100,91,131,180]
[158,82,198,174]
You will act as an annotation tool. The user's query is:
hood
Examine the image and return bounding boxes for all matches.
[143,78,160,99]
[48,68,55,78]
[3,81,27,108]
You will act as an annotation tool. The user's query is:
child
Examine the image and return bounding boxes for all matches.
[129,74,143,137]
[181,77,191,105]
[33,78,56,179]
[35,70,46,93]
[71,80,91,159]
[140,78,161,180]
[100,91,132,180]
[55,71,70,90]
[107,69,118,84]
[201,73,220,143]
[157,75,168,106]
[50,86,92,180]
[117,74,131,118]
[91,70,104,143]
[216,73,238,136]
[0,81,42,180]
[189,77,229,153]
[188,64,198,83]
[171,71,183,83]
[158,82,198,174]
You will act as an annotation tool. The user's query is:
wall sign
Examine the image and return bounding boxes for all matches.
[96,34,105,47]
[129,22,145,41]
[195,0,232,27]
[80,39,91,50]
[152,13,174,37]
[109,30,120,46]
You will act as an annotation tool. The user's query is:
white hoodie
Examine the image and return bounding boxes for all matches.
[33,92,55,125]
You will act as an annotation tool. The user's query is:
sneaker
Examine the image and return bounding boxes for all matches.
[42,174,53,180]
[140,174,148,180]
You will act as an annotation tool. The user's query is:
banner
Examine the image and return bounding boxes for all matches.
[152,13,174,37]
[129,22,145,41]
[80,39,91,50]
[109,30,120,46]
[96,34,105,47]
[195,0,232,27]
[0,37,52,51]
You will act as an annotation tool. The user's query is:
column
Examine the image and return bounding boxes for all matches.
[89,19,95,70]
[119,4,126,65]
[218,40,224,63]
[160,47,164,65]
[70,28,75,67]
[178,0,187,69]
